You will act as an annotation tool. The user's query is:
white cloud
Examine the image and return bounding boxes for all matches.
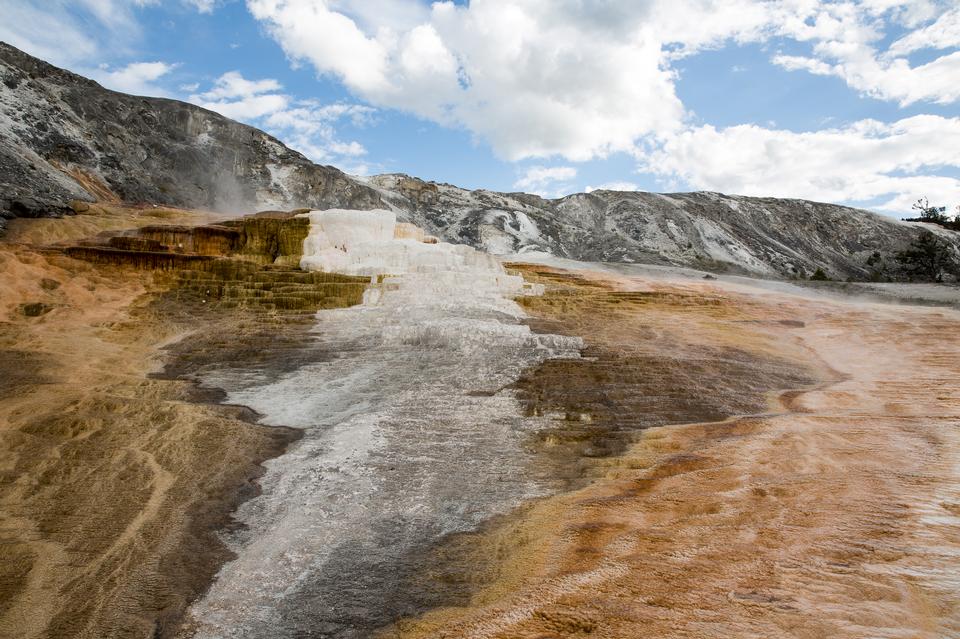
[245,0,960,165]
[585,181,640,193]
[326,0,430,32]
[887,6,960,55]
[199,93,291,119]
[90,61,178,96]
[262,104,373,160]
[191,71,290,119]
[194,71,284,101]
[649,0,782,57]
[773,49,960,107]
[248,0,393,94]
[771,2,960,105]
[514,166,578,197]
[0,0,136,67]
[772,54,835,75]
[263,102,376,131]
[246,0,686,161]
[641,115,960,212]
[0,0,219,70]
[187,71,373,166]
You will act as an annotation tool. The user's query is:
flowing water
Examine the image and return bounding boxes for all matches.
[182,211,582,638]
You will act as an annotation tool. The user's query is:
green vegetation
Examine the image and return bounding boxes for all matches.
[905,197,960,231]
[914,197,948,222]
[895,231,959,282]
[809,268,831,281]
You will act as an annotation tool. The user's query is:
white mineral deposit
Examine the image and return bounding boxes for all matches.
[183,211,581,637]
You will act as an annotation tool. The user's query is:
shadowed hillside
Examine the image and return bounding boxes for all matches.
[0,42,382,228]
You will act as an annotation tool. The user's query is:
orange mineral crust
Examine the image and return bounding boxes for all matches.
[386,265,960,639]
[0,208,366,639]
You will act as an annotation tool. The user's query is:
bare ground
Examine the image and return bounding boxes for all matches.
[3,211,959,639]
[384,264,960,639]
[0,210,297,639]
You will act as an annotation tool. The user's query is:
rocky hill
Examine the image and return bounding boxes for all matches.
[2,42,955,279]
[0,42,382,231]
[367,173,953,280]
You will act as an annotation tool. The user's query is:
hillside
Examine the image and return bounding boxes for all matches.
[0,42,382,229]
[1,41,953,279]
[368,173,947,279]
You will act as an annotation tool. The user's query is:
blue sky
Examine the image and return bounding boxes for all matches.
[2,0,959,215]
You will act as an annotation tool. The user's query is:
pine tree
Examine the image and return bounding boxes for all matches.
[809,268,830,281]
[895,231,957,282]
[912,197,948,223]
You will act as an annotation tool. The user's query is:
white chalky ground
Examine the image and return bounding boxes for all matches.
[184,210,581,638]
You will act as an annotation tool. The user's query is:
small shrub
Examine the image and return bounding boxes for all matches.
[809,268,830,281]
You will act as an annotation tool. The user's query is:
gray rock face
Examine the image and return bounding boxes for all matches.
[2,42,955,279]
[0,42,382,232]
[368,173,959,280]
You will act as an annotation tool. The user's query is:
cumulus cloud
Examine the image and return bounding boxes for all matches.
[640,115,960,212]
[262,103,374,161]
[244,0,959,213]
[90,61,178,97]
[771,1,960,105]
[199,93,290,120]
[191,71,289,118]
[246,0,685,161]
[774,50,960,105]
[187,71,374,167]
[513,166,578,197]
[246,0,960,164]
[194,71,283,100]
[888,6,960,55]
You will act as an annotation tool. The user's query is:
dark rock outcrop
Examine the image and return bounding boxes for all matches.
[0,42,382,232]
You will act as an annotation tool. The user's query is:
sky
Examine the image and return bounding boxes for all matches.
[1,1,959,216]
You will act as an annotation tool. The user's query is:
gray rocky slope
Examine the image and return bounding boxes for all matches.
[365,173,960,280]
[2,42,955,279]
[0,42,382,228]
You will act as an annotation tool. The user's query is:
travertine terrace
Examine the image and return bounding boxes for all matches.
[180,209,582,637]
[384,266,960,639]
[2,206,959,639]
[3,5,960,637]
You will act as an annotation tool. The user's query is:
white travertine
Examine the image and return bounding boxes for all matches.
[186,210,580,638]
